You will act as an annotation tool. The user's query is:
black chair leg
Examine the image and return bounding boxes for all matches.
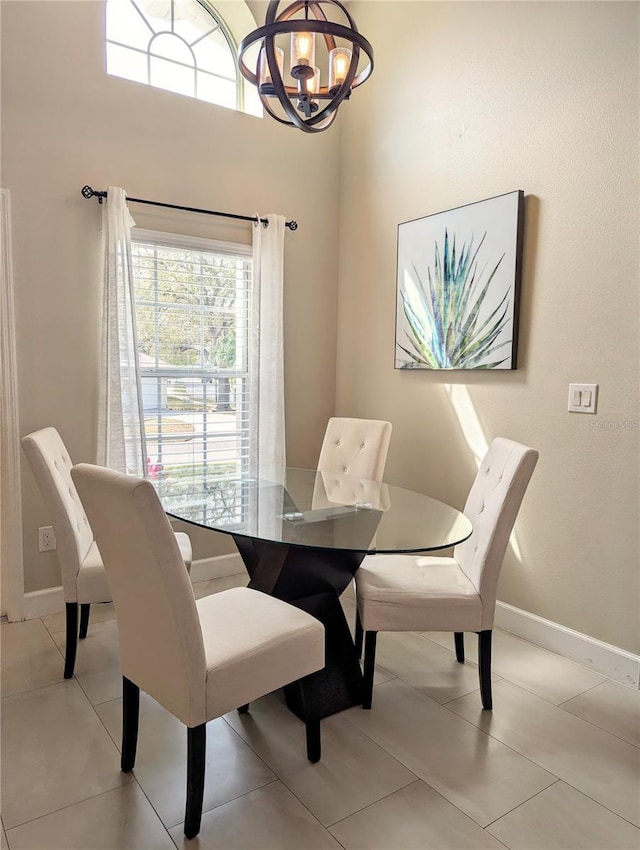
[79,604,91,639]
[362,631,377,710]
[185,723,207,840]
[354,610,364,659]
[305,719,321,763]
[237,704,250,714]
[121,677,140,772]
[478,630,493,710]
[298,676,321,762]
[454,632,465,663]
[64,603,79,679]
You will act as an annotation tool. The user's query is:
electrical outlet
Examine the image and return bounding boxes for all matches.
[38,526,56,552]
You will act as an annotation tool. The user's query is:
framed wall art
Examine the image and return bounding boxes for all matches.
[395,190,525,370]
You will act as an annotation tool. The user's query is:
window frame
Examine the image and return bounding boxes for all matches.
[105,0,258,114]
[130,228,255,520]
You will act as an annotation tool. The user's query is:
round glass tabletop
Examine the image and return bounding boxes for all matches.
[159,465,472,555]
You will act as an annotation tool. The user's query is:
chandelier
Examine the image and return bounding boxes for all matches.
[237,0,374,133]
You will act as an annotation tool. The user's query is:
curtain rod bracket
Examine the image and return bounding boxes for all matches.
[81,186,297,230]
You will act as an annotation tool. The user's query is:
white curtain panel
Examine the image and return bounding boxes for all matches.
[0,189,24,620]
[251,214,286,469]
[97,187,147,476]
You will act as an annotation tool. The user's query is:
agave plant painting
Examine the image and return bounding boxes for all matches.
[395,191,524,370]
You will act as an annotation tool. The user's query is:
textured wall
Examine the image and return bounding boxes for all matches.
[336,1,639,652]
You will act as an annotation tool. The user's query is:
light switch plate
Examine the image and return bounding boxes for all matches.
[568,383,598,414]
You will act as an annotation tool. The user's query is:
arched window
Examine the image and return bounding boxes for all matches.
[106,0,260,115]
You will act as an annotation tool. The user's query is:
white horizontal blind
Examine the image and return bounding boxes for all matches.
[131,230,253,526]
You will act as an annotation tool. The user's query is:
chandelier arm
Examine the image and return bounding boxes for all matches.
[259,91,298,126]
[240,19,372,46]
[272,0,357,29]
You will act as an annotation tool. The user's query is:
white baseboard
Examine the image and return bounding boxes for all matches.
[22,586,65,620]
[495,601,640,689]
[20,553,245,621]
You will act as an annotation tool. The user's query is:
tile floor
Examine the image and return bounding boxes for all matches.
[1,574,639,850]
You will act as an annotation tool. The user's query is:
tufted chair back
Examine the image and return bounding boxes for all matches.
[454,438,538,628]
[22,427,95,602]
[317,418,392,482]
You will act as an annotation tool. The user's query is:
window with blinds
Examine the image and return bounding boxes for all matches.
[131,230,253,525]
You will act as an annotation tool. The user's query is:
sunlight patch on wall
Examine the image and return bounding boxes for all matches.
[445,383,523,563]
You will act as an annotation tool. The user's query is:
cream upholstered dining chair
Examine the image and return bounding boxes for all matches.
[71,463,325,840]
[21,427,192,679]
[317,417,392,482]
[354,438,538,712]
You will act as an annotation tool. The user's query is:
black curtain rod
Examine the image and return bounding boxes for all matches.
[80,186,298,231]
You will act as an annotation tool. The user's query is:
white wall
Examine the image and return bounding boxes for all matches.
[336,1,639,652]
[1,0,341,591]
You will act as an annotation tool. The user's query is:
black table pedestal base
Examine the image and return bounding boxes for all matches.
[283,591,363,720]
[232,535,364,720]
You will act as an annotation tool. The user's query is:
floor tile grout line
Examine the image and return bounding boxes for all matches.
[554,703,640,750]
[482,778,562,830]
[343,677,563,798]
[437,674,640,755]
[325,778,423,830]
[377,629,609,712]
[411,649,634,725]
[325,775,420,830]
[557,679,606,706]
[39,669,153,837]
[217,715,348,838]
[555,676,640,748]
[418,627,625,691]
[219,706,423,835]
[435,687,599,779]
[434,686,640,827]
[1,671,87,702]
[542,781,640,831]
[87,688,177,840]
[3,775,133,833]
[90,686,282,835]
[163,777,282,832]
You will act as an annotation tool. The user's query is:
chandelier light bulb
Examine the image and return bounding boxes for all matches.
[291,31,315,73]
[329,47,352,93]
[259,46,284,91]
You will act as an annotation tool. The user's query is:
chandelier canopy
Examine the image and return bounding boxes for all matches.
[238,0,374,133]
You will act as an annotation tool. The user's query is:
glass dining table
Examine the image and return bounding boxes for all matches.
[159,465,473,721]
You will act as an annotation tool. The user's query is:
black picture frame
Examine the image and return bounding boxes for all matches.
[395,190,525,370]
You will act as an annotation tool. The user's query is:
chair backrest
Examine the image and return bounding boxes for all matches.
[317,418,392,482]
[71,463,206,726]
[22,427,94,602]
[454,438,538,627]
